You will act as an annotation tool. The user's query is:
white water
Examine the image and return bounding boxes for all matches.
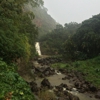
[35,42,41,56]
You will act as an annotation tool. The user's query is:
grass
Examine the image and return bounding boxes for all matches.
[51,56,100,88]
[38,90,56,100]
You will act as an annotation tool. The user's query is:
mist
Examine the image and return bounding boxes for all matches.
[44,0,100,25]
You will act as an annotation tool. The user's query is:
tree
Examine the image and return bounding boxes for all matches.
[0,0,43,62]
[39,23,80,55]
[64,14,100,60]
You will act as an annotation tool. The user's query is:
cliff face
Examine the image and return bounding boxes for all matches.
[33,7,57,38]
[24,4,57,38]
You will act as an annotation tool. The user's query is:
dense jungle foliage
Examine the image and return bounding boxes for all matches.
[40,14,100,61]
[39,22,81,55]
[0,59,35,100]
[64,14,100,60]
[0,0,43,99]
[0,0,39,62]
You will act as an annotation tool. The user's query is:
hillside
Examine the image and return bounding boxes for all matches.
[25,5,57,38]
[64,14,100,60]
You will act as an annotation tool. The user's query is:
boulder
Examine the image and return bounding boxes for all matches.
[29,81,39,93]
[89,84,97,92]
[55,85,63,91]
[43,67,55,76]
[68,93,80,100]
[41,78,51,88]
[95,91,100,99]
[62,76,67,80]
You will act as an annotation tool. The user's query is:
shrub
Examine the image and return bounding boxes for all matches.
[0,58,35,100]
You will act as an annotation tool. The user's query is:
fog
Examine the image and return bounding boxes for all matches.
[44,0,100,25]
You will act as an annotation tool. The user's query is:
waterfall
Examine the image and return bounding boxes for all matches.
[35,42,41,56]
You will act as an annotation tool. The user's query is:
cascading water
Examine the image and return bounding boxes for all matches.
[35,42,41,56]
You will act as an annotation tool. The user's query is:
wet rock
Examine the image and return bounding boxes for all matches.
[62,76,67,80]
[79,88,86,93]
[37,57,62,65]
[72,88,77,92]
[57,91,80,100]
[67,85,73,91]
[68,93,80,100]
[55,85,63,91]
[44,71,50,76]
[43,67,55,76]
[59,68,67,74]
[89,84,97,92]
[74,81,89,93]
[67,73,74,79]
[29,81,37,86]
[74,81,81,89]
[35,67,43,73]
[39,73,45,78]
[59,83,68,89]
[29,81,39,93]
[58,97,69,100]
[95,90,100,99]
[41,78,51,88]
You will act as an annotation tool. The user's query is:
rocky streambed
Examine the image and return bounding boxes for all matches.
[23,57,100,100]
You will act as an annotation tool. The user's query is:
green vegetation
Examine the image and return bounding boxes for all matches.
[52,56,100,88]
[0,59,35,100]
[0,0,100,98]
[64,14,100,60]
[0,0,44,63]
[39,23,80,55]
[0,0,43,99]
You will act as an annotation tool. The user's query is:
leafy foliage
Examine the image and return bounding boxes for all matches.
[0,0,43,62]
[0,59,35,100]
[64,14,100,60]
[39,23,80,55]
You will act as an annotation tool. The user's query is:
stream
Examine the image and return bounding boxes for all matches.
[35,74,99,100]
[22,42,100,100]
[23,69,99,100]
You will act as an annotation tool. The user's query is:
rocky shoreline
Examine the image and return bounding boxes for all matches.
[24,57,100,100]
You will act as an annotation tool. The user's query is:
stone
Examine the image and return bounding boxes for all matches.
[29,81,39,93]
[89,84,97,92]
[95,91,100,99]
[68,93,80,100]
[58,97,69,100]
[41,78,51,88]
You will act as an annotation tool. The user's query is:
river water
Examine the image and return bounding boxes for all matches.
[35,74,99,100]
[33,42,99,100]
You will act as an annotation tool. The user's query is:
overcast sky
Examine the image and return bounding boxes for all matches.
[44,0,100,25]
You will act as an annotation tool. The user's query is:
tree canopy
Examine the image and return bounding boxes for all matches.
[0,0,43,62]
[64,14,100,60]
[39,22,80,55]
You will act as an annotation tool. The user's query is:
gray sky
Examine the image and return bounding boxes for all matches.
[44,0,100,25]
